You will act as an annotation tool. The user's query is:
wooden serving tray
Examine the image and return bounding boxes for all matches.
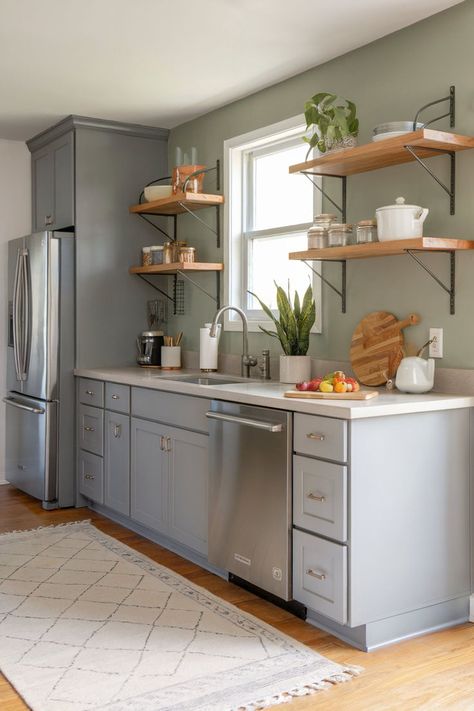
[284,390,379,400]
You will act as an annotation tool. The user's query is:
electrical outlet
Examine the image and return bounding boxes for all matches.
[429,328,443,358]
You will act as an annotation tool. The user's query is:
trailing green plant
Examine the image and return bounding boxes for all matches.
[248,282,316,356]
[303,92,359,156]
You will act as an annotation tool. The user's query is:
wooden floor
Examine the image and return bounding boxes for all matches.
[1,485,474,711]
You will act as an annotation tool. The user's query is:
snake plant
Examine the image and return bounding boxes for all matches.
[249,283,316,356]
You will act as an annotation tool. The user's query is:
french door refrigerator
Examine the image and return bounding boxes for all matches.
[4,231,75,509]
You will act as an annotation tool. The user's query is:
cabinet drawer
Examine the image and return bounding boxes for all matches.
[294,413,347,463]
[78,378,104,408]
[78,404,104,456]
[132,387,210,433]
[78,450,103,504]
[105,382,130,413]
[293,529,347,624]
[293,455,347,542]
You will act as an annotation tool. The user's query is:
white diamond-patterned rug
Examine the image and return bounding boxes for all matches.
[0,522,361,711]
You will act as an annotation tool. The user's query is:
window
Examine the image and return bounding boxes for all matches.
[224,116,322,332]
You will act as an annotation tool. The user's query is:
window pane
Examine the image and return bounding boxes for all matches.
[252,143,313,231]
[247,233,312,311]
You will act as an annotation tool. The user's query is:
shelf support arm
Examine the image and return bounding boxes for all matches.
[177,202,220,242]
[136,274,175,302]
[137,214,173,241]
[303,259,346,313]
[406,249,456,314]
[176,269,220,306]
[404,145,455,215]
[302,172,347,222]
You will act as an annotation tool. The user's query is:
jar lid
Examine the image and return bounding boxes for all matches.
[376,196,422,211]
[142,246,152,252]
[141,330,164,337]
[180,246,196,252]
[329,223,353,231]
[308,225,326,234]
[357,219,377,226]
[314,213,337,221]
[150,245,163,251]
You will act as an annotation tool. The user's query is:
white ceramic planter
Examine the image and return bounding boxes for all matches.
[279,355,311,384]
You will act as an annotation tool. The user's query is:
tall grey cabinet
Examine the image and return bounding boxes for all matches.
[27,115,170,367]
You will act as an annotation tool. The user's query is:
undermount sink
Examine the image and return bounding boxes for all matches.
[161,374,247,386]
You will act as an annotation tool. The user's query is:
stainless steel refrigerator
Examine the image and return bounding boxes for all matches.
[4,231,75,509]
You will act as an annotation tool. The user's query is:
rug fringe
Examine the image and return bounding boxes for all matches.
[0,519,92,540]
[228,665,364,711]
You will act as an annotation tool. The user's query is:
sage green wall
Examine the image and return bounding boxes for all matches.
[168,1,474,368]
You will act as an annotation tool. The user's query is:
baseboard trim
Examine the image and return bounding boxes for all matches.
[469,594,474,622]
[0,479,8,486]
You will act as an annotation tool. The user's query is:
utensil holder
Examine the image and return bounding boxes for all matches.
[161,346,181,370]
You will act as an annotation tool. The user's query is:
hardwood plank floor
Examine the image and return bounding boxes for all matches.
[1,484,474,710]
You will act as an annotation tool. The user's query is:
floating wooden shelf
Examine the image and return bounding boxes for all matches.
[289,130,474,177]
[289,238,474,262]
[129,192,225,215]
[129,262,224,275]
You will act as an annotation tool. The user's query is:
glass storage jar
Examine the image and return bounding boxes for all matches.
[172,240,187,262]
[356,219,378,244]
[307,225,327,249]
[150,245,164,265]
[328,223,353,247]
[179,246,196,263]
[142,246,152,266]
[163,242,174,264]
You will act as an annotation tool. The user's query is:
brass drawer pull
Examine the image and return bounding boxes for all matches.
[85,390,95,396]
[306,568,326,581]
[84,426,95,432]
[307,492,326,503]
[306,432,325,441]
[84,473,95,481]
[111,394,120,400]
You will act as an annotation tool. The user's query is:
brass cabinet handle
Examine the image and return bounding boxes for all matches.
[111,394,120,400]
[84,426,95,432]
[84,473,95,480]
[306,433,325,441]
[307,492,326,503]
[306,568,326,581]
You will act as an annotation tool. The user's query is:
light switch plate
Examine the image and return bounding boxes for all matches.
[429,328,443,358]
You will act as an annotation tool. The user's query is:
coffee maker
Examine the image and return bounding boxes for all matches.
[136,331,164,367]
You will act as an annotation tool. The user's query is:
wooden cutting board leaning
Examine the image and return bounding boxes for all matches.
[350,311,420,386]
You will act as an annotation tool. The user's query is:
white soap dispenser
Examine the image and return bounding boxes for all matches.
[200,322,221,372]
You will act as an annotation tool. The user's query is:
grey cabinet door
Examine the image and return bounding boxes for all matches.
[32,147,53,231]
[130,417,168,534]
[165,426,208,555]
[31,131,74,231]
[105,411,130,517]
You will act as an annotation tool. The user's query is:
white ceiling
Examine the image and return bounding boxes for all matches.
[0,0,462,141]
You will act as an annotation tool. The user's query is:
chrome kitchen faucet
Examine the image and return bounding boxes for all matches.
[209,306,257,377]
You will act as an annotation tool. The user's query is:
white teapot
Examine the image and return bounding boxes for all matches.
[376,196,429,241]
[395,356,435,394]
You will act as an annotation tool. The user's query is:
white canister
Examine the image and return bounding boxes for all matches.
[200,322,221,371]
[279,355,311,384]
[161,346,181,369]
[376,196,429,241]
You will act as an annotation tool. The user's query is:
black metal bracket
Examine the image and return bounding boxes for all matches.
[302,172,347,222]
[182,160,221,192]
[136,274,174,302]
[303,259,346,313]
[137,213,173,241]
[413,85,455,130]
[406,249,456,314]
[404,145,456,215]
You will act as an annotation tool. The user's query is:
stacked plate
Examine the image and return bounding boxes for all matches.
[372,121,423,142]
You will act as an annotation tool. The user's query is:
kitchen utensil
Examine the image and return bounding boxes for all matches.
[284,389,379,400]
[143,186,173,202]
[395,356,435,393]
[372,121,423,141]
[175,331,183,346]
[350,311,421,386]
[376,197,429,241]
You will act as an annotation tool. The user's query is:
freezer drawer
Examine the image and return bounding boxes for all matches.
[4,393,58,503]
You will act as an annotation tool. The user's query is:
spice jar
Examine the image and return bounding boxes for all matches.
[356,219,378,244]
[150,245,164,265]
[172,240,187,262]
[179,247,196,263]
[307,225,327,250]
[142,247,152,266]
[163,242,174,264]
[328,223,353,247]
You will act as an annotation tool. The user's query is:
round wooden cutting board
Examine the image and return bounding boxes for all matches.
[350,311,420,386]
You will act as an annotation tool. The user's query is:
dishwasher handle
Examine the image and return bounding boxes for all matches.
[206,411,283,432]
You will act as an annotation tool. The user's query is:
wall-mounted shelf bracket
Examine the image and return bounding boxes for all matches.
[136,274,174,302]
[176,269,221,309]
[413,85,455,130]
[303,259,346,313]
[177,201,221,248]
[302,172,347,222]
[404,145,456,214]
[406,249,456,314]
[137,213,174,241]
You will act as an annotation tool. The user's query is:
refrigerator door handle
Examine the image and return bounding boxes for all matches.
[3,396,45,415]
[12,248,23,381]
[20,248,31,380]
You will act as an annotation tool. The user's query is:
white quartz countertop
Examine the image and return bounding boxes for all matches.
[74,367,474,420]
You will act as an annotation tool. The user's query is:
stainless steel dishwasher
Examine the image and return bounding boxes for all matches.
[207,400,292,600]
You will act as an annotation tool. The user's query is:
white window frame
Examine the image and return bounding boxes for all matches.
[223,115,322,333]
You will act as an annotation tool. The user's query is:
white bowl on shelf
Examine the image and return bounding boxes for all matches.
[144,185,173,202]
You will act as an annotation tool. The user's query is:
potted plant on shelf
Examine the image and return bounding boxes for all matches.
[303,92,359,157]
[249,283,316,383]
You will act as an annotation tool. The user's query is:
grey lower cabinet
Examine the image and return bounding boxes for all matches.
[130,418,209,556]
[31,130,74,231]
[104,411,130,517]
[292,408,471,651]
